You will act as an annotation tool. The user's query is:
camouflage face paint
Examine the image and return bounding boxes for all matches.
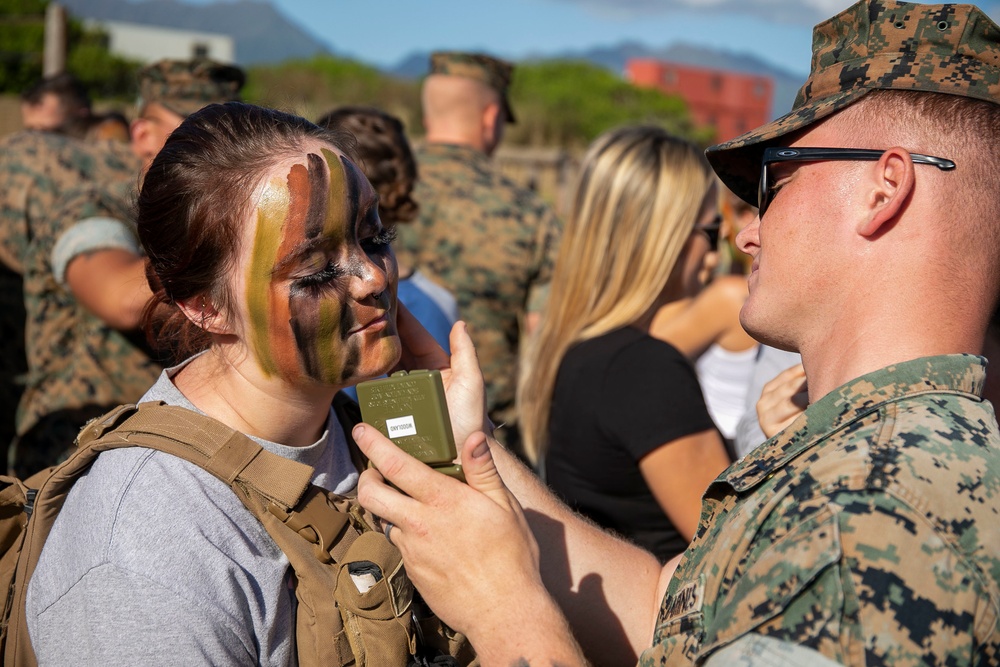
[246,180,288,377]
[244,146,399,387]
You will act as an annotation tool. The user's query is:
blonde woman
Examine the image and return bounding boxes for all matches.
[518,126,732,563]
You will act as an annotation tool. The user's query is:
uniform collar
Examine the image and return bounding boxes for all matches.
[418,142,489,165]
[723,354,987,493]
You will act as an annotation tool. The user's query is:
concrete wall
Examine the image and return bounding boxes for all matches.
[88,20,235,64]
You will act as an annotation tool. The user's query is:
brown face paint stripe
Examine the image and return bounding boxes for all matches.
[246,179,289,377]
[268,162,312,378]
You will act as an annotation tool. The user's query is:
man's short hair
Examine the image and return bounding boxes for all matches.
[136,59,245,118]
[429,51,516,123]
[20,72,91,112]
[706,0,1000,206]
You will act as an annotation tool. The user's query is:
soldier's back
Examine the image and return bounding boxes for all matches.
[399,142,561,446]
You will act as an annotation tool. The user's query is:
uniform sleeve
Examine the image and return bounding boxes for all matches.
[706,491,991,665]
[46,186,140,286]
[30,563,258,666]
[597,338,716,460]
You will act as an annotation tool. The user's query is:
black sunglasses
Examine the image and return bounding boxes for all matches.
[695,214,723,247]
[758,147,956,219]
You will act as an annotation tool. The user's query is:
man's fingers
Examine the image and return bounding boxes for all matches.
[460,432,509,502]
[353,422,460,501]
[395,301,449,371]
[357,466,421,529]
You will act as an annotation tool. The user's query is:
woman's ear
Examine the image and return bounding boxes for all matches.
[176,295,231,335]
[858,147,915,237]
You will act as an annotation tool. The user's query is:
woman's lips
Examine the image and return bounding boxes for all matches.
[350,313,388,335]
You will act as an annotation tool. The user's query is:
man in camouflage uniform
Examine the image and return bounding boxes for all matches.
[352,1,1000,666]
[0,108,140,473]
[396,51,562,455]
[10,59,244,477]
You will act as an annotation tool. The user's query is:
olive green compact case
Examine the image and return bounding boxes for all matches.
[356,370,464,481]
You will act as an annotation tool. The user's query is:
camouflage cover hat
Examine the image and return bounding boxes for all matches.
[707,0,1000,207]
[429,51,517,123]
[137,58,245,118]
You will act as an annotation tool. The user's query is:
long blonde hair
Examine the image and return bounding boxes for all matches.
[518,126,715,464]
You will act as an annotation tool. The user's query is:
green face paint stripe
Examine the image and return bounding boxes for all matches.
[314,296,343,382]
[320,148,348,243]
[246,180,288,377]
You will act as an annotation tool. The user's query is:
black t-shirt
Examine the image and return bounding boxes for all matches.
[544,326,717,562]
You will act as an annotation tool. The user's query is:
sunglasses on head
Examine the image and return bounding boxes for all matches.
[757,147,956,219]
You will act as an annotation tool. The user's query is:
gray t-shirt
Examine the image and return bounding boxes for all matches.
[26,360,358,666]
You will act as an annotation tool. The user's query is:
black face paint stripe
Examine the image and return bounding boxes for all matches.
[305,152,328,239]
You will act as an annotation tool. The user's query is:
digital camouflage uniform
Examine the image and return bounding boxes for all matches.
[7,58,244,476]
[640,355,1000,666]
[12,180,162,477]
[0,132,140,469]
[639,1,1000,665]
[397,52,561,452]
[398,143,561,452]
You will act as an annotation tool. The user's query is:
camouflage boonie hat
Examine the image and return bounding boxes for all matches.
[137,58,245,118]
[707,0,1000,207]
[430,51,517,123]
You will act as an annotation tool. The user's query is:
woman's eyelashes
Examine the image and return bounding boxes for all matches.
[292,258,343,292]
[361,226,397,253]
[290,227,396,294]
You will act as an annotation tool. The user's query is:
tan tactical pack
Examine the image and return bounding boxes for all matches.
[0,400,476,667]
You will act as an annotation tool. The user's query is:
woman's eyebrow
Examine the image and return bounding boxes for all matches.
[270,237,330,276]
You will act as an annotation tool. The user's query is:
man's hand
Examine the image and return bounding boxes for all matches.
[393,305,488,451]
[355,425,587,666]
[65,249,151,330]
[757,363,808,439]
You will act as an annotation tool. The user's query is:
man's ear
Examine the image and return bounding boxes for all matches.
[481,101,502,151]
[858,147,915,237]
[130,117,155,160]
[176,295,231,335]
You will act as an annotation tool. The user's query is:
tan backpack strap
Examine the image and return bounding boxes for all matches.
[79,402,313,511]
[97,402,371,665]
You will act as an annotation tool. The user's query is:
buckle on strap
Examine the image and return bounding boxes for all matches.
[268,485,352,564]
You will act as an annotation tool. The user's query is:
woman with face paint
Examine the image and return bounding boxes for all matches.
[24,102,485,665]
[516,126,734,564]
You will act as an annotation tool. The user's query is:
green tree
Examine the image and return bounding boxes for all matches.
[0,0,48,92]
[0,0,140,98]
[506,60,712,148]
[245,55,421,131]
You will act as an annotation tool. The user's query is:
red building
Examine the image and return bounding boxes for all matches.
[626,58,773,143]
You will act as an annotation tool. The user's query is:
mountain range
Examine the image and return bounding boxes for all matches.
[60,0,805,119]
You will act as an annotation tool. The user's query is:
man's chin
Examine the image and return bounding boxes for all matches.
[739,308,798,353]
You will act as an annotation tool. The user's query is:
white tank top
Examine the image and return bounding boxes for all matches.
[695,343,759,439]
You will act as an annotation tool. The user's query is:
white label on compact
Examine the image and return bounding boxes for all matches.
[386,415,418,438]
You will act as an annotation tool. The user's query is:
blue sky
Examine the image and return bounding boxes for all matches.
[264,0,1000,76]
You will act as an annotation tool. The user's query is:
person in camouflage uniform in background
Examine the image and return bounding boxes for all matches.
[10,59,244,477]
[395,51,562,456]
[0,109,141,474]
[351,1,1000,665]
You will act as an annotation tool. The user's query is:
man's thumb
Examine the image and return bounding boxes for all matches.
[461,432,505,497]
